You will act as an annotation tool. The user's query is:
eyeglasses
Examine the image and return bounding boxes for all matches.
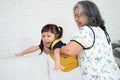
[74,13,84,19]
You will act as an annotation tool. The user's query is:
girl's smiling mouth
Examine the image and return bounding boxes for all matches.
[44,41,51,47]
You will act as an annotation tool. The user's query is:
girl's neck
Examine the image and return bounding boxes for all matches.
[44,47,53,54]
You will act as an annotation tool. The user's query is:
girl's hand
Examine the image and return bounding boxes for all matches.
[15,53,24,57]
[54,64,65,71]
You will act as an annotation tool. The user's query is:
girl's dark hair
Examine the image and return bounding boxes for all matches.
[74,0,111,44]
[39,24,63,54]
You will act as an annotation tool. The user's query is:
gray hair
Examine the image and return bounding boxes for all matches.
[73,0,111,44]
[73,0,105,29]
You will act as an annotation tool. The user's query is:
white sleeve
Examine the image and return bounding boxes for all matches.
[71,26,95,49]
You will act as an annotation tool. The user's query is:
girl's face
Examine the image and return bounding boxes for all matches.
[74,7,87,27]
[42,32,55,48]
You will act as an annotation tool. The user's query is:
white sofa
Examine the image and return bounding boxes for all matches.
[0,53,82,80]
[0,51,119,80]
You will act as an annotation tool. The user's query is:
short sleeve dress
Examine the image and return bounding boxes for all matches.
[71,26,120,80]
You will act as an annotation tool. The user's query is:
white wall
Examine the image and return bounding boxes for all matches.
[0,0,120,55]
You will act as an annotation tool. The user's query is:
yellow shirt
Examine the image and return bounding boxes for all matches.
[50,38,79,72]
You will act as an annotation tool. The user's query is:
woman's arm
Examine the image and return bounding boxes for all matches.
[15,45,40,56]
[61,41,83,56]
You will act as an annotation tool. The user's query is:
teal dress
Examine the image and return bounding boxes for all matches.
[71,26,120,80]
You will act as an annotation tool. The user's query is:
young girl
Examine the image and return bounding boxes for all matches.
[15,24,78,72]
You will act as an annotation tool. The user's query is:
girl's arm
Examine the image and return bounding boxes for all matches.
[53,48,65,71]
[15,45,40,56]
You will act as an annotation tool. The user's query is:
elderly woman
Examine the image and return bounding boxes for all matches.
[61,0,120,80]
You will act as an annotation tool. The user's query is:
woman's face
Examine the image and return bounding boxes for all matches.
[42,32,55,48]
[74,7,87,27]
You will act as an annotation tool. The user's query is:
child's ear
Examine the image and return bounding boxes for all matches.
[55,34,59,39]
